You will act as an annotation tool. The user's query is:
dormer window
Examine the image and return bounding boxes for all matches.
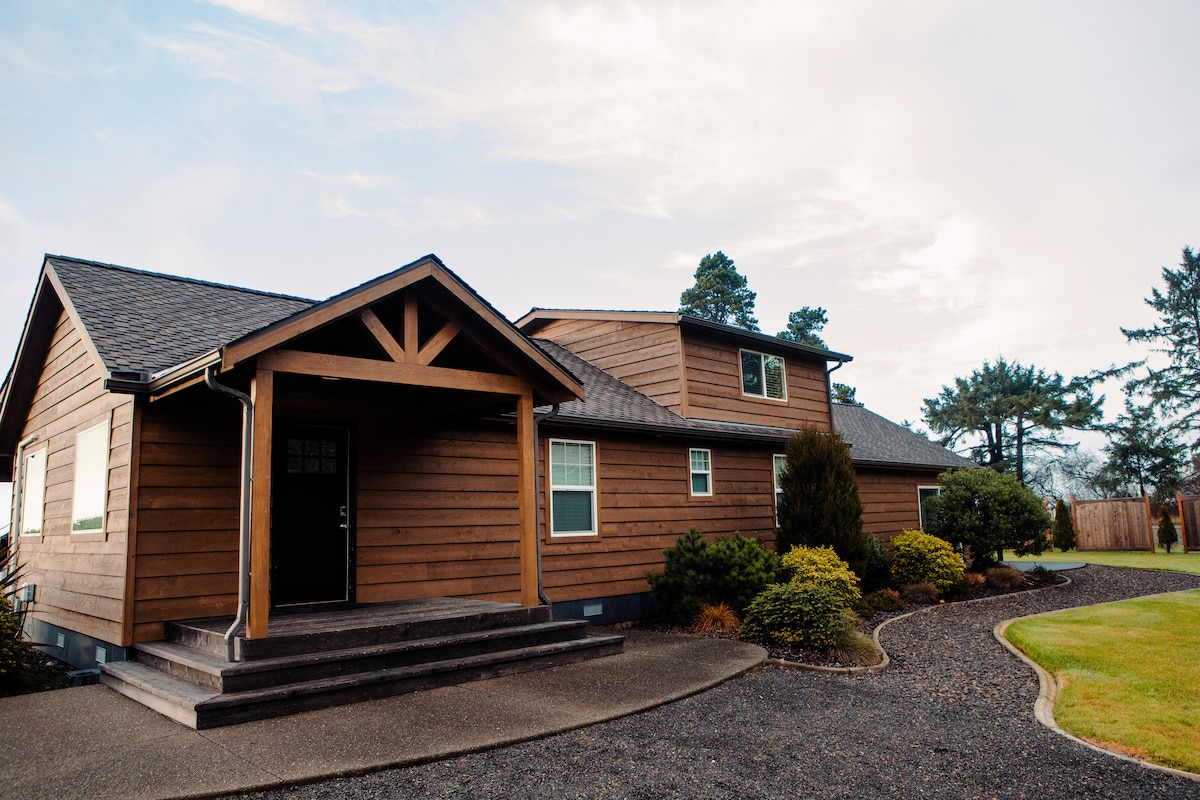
[740,349,786,401]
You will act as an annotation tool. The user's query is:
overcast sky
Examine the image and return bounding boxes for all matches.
[3,1,1198,433]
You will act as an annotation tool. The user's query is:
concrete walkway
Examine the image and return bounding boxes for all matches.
[0,631,765,800]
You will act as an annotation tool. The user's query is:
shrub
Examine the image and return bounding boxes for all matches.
[738,583,846,649]
[861,535,895,593]
[648,529,779,627]
[1051,498,1076,551]
[892,529,964,591]
[900,581,940,605]
[0,597,33,696]
[985,566,1027,593]
[828,611,881,666]
[691,603,740,636]
[923,468,1051,568]
[781,545,861,607]
[1158,507,1179,554]
[1028,565,1056,586]
[852,588,905,617]
[776,427,869,577]
[964,571,987,591]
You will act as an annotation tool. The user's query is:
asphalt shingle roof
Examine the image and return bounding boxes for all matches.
[48,256,315,376]
[832,402,976,470]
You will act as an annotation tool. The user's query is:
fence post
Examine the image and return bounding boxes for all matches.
[1144,494,1155,553]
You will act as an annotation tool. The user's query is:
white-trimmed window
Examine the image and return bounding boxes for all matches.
[689,448,713,497]
[740,349,786,401]
[550,439,597,536]
[918,486,941,529]
[773,454,788,525]
[72,420,110,533]
[20,448,47,536]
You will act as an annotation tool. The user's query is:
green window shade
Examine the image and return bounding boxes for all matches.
[552,490,593,533]
[741,350,763,395]
[764,355,785,399]
[691,473,710,495]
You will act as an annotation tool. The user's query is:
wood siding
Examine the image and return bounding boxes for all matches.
[540,432,780,603]
[854,466,943,544]
[528,319,684,409]
[13,310,134,645]
[681,337,831,430]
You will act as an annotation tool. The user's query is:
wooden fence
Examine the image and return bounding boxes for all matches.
[1176,493,1200,553]
[1070,496,1154,552]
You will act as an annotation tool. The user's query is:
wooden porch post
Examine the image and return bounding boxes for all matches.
[249,367,274,637]
[516,390,539,607]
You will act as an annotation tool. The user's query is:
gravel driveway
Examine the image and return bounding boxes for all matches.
[236,566,1200,799]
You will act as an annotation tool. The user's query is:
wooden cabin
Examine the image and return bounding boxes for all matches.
[2,255,969,678]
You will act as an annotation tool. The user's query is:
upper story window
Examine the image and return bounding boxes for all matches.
[689,448,712,497]
[741,349,786,401]
[72,420,110,533]
[20,448,47,536]
[550,439,598,536]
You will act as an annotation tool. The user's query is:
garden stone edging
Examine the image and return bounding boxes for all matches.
[994,589,1200,785]
[767,572,1070,675]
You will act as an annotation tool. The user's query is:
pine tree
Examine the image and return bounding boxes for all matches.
[1051,497,1076,551]
[678,251,759,331]
[776,427,869,577]
[1158,506,1179,554]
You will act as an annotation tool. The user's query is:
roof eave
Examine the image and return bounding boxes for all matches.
[678,315,853,362]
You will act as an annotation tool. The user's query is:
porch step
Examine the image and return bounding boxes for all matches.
[136,619,595,693]
[98,598,624,729]
[168,598,551,661]
[101,633,625,729]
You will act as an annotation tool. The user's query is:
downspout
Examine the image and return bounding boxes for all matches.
[204,366,253,662]
[826,358,845,409]
[532,403,561,608]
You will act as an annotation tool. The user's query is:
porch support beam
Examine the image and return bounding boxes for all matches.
[417,321,460,367]
[358,308,406,363]
[249,367,274,638]
[258,349,530,395]
[516,390,538,607]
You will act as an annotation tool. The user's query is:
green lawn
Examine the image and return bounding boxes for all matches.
[1007,548,1200,575]
[1005,590,1200,773]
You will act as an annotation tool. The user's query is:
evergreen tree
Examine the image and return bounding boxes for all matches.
[1097,395,1186,497]
[1122,246,1200,445]
[678,251,759,331]
[923,468,1051,568]
[776,306,828,347]
[776,427,869,578]
[923,358,1103,485]
[1158,506,1178,554]
[831,383,860,405]
[1051,497,1076,551]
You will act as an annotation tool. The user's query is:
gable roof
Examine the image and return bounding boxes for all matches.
[831,403,976,471]
[516,308,853,363]
[46,255,315,378]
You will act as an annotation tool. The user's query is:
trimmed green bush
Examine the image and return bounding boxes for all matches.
[776,427,869,577]
[923,468,1050,568]
[861,535,895,593]
[892,529,964,591]
[1051,497,1076,551]
[781,545,861,607]
[0,597,33,696]
[1158,507,1179,554]
[738,583,846,649]
[648,529,779,627]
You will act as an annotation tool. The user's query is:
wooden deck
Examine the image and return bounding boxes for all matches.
[100,598,624,729]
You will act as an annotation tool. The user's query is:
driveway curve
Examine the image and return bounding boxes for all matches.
[236,566,1200,800]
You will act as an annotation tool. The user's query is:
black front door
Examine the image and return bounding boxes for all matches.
[272,423,353,606]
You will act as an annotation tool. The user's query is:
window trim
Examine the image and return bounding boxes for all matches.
[917,485,941,529]
[19,445,48,538]
[688,448,713,497]
[71,418,111,535]
[549,438,599,537]
[739,348,787,402]
[773,453,788,526]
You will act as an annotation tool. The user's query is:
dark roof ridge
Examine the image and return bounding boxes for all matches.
[45,254,317,305]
